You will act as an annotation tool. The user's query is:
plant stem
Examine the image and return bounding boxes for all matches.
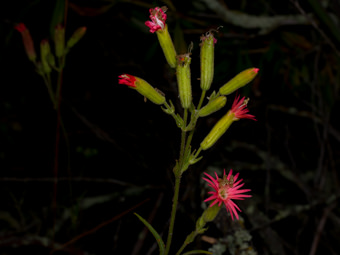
[165,109,188,254]
[164,175,181,255]
[41,73,56,108]
[175,232,197,255]
[197,90,206,110]
[178,109,188,171]
[184,90,206,156]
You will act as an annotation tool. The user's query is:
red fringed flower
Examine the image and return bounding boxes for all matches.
[230,95,256,121]
[118,74,137,87]
[203,169,251,220]
[145,7,167,33]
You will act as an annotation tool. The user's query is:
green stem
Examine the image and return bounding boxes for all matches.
[41,73,56,108]
[165,175,181,255]
[184,90,206,155]
[165,109,188,254]
[55,57,65,107]
[178,109,188,171]
[197,90,206,110]
[175,232,197,255]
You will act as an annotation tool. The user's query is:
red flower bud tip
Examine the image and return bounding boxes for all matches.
[14,23,27,33]
[118,74,137,88]
[145,7,167,33]
[14,23,36,62]
[230,95,256,121]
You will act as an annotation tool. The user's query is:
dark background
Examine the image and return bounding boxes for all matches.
[1,0,340,254]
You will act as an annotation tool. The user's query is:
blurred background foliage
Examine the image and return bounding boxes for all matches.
[1,0,340,254]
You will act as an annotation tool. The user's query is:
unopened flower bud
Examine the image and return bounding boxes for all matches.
[14,23,37,62]
[200,31,216,91]
[219,68,259,95]
[67,27,87,49]
[176,54,192,109]
[54,24,65,58]
[118,74,166,105]
[40,40,52,73]
[198,96,226,117]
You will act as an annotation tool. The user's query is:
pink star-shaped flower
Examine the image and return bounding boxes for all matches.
[203,169,251,220]
[145,7,167,33]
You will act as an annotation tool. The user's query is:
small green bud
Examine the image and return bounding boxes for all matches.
[200,110,234,150]
[67,27,87,49]
[176,54,192,109]
[200,31,216,91]
[219,68,259,95]
[54,24,65,58]
[118,74,166,105]
[40,40,52,73]
[156,24,177,68]
[198,96,227,117]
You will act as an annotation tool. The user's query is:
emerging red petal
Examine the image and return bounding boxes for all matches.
[14,23,27,33]
[145,7,167,33]
[230,95,256,121]
[118,74,137,87]
[203,169,251,220]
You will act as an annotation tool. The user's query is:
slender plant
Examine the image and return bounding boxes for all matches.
[119,6,259,255]
[15,22,86,239]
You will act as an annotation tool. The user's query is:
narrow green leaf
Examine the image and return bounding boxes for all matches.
[182,250,212,255]
[134,213,165,255]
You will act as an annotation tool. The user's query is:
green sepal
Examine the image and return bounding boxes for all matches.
[134,77,166,105]
[134,213,165,255]
[156,24,177,68]
[180,149,203,174]
[161,100,184,128]
[189,150,202,166]
[200,111,234,150]
[176,54,192,109]
[203,204,221,222]
[200,31,215,91]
